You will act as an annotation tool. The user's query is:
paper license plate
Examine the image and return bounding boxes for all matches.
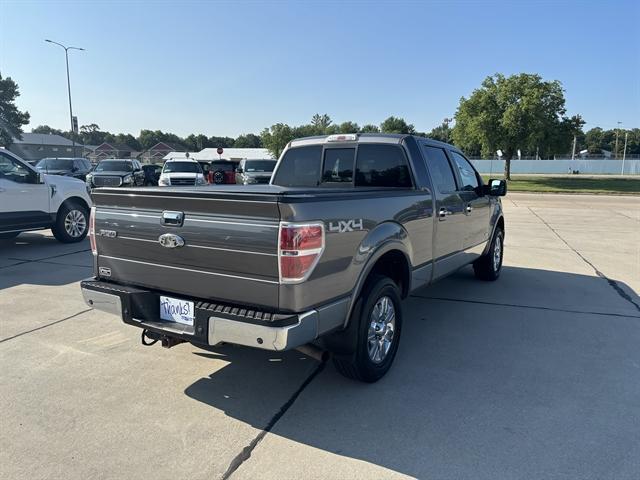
[159,296,194,326]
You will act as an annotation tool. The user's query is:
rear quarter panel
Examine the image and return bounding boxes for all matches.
[278,190,434,312]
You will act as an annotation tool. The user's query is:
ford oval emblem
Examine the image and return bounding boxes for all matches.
[158,233,185,248]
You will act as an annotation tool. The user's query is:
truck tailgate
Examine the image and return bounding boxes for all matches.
[92,188,281,309]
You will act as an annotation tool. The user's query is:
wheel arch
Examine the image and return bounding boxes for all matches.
[56,196,90,219]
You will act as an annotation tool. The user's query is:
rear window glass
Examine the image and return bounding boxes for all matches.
[421,146,457,193]
[322,148,354,184]
[272,145,322,187]
[163,162,202,173]
[244,160,276,172]
[210,162,235,172]
[355,145,412,188]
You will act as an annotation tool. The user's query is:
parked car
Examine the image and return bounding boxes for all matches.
[235,159,277,185]
[158,159,206,187]
[35,157,93,181]
[0,149,92,242]
[206,160,238,184]
[81,134,506,382]
[86,159,145,189]
[142,164,163,186]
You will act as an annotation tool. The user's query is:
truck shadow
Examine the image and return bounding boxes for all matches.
[184,266,640,478]
[0,233,92,290]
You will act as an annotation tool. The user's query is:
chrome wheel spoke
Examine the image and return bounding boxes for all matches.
[367,295,397,364]
[64,210,87,237]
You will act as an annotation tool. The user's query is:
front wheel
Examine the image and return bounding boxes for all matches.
[52,202,89,243]
[332,275,403,383]
[473,228,504,281]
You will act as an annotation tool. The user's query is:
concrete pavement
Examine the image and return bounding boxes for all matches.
[1,193,638,479]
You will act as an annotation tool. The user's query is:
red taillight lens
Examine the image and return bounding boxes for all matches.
[279,223,324,283]
[89,206,97,255]
[280,225,323,251]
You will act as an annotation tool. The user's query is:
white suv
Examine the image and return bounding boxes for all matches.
[158,159,206,187]
[0,149,92,242]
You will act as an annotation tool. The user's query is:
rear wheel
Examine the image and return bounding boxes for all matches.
[332,275,403,383]
[473,228,503,281]
[52,202,89,243]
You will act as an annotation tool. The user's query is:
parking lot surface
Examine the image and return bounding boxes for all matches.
[1,193,639,480]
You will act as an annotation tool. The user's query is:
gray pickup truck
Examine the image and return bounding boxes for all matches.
[81,134,506,382]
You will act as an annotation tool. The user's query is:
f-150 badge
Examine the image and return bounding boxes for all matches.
[329,219,363,233]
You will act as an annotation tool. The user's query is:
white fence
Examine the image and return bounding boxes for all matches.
[469,159,640,175]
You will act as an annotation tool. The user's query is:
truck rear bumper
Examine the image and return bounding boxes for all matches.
[80,279,347,351]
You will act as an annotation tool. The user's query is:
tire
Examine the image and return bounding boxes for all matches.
[213,170,225,184]
[52,202,89,243]
[332,275,403,383]
[473,227,504,281]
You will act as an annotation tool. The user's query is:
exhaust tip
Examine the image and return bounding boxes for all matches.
[296,344,330,363]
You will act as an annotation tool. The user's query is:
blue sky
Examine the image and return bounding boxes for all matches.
[1,0,639,137]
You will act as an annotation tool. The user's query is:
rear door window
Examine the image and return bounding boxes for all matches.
[322,148,355,185]
[421,145,457,193]
[272,145,322,187]
[355,144,412,188]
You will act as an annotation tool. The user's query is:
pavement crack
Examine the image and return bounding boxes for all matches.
[221,359,327,479]
[528,207,640,312]
[0,308,93,344]
[410,294,640,319]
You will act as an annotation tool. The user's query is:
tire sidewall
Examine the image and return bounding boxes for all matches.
[490,229,504,278]
[354,277,403,381]
[54,203,89,243]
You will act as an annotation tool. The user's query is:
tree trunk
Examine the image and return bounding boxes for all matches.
[504,157,512,180]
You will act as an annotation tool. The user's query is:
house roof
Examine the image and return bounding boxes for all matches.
[163,148,273,161]
[148,142,186,152]
[12,133,75,146]
[94,142,134,152]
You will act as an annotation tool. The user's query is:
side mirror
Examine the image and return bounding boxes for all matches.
[37,172,46,184]
[484,178,507,196]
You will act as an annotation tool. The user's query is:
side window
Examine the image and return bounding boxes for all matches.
[421,145,457,193]
[322,148,354,184]
[0,152,37,184]
[272,145,323,187]
[355,144,412,188]
[450,151,479,191]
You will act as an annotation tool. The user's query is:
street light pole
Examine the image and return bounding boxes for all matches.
[45,39,84,157]
[614,121,622,160]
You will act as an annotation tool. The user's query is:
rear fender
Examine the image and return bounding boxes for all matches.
[344,221,412,328]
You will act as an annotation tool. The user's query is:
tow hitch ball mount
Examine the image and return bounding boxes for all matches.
[141,329,185,349]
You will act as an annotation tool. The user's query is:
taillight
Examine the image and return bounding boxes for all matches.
[89,206,97,255]
[278,223,324,283]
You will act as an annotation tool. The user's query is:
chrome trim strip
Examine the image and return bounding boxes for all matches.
[185,218,279,228]
[115,236,277,256]
[93,192,273,203]
[100,255,278,284]
[97,210,278,229]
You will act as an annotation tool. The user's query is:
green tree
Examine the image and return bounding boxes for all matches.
[0,74,30,146]
[360,124,380,133]
[233,133,262,148]
[585,127,605,154]
[261,123,294,158]
[184,134,210,151]
[452,73,571,179]
[208,136,235,148]
[336,121,360,133]
[79,124,110,145]
[311,113,332,132]
[32,125,64,136]
[138,129,185,150]
[380,116,415,134]
[427,121,453,144]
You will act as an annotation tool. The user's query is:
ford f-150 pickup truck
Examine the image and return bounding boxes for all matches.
[81,134,506,382]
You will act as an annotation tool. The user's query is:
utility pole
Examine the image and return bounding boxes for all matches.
[614,121,622,159]
[571,135,577,160]
[45,40,85,157]
[621,131,628,175]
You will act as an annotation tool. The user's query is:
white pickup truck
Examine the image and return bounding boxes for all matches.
[0,149,92,242]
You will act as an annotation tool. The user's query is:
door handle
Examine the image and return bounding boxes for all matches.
[466,204,473,214]
[438,208,452,219]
